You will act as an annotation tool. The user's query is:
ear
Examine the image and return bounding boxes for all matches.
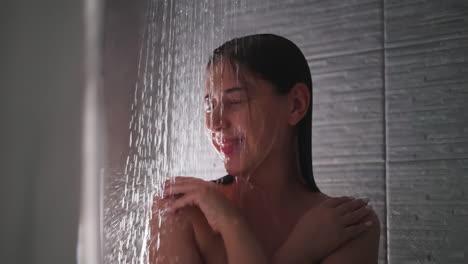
[288,83,310,126]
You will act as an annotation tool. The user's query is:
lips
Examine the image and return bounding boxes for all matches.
[220,144,235,155]
[214,135,244,156]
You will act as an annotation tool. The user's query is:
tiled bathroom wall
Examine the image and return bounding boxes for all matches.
[103,0,468,263]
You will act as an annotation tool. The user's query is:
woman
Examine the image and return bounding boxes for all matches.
[150,34,380,263]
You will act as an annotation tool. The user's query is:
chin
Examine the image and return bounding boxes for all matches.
[224,156,251,177]
[224,159,240,176]
[224,158,242,176]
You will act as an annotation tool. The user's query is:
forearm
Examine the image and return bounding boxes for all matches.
[219,216,268,264]
[271,240,320,264]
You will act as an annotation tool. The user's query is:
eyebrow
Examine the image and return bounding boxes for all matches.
[204,86,245,100]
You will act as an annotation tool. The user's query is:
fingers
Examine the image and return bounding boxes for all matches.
[341,204,372,226]
[161,179,202,214]
[163,184,198,196]
[343,220,373,240]
[336,198,369,216]
[321,196,354,208]
[168,193,198,212]
[162,177,213,205]
[163,177,211,196]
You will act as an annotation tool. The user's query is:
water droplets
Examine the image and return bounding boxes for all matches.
[103,0,253,263]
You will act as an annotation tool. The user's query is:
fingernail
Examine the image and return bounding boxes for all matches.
[365,221,373,226]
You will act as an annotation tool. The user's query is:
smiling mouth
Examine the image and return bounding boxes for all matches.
[220,144,235,155]
[214,136,244,156]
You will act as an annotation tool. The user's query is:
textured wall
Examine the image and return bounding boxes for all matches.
[227,1,468,262]
[385,1,468,263]
[103,0,468,263]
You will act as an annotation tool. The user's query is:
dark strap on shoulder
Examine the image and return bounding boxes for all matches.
[211,174,235,185]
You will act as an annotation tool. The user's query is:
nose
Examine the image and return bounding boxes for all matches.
[206,103,228,132]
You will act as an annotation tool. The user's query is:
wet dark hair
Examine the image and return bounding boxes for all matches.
[207,33,320,193]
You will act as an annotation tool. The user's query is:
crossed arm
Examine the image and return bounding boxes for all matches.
[320,210,380,264]
[150,178,380,264]
[149,202,204,264]
[149,200,268,264]
[150,208,380,264]
[150,200,380,264]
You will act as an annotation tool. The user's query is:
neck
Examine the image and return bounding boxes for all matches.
[233,138,306,211]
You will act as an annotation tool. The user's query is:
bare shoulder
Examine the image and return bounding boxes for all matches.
[303,193,380,263]
[149,198,205,264]
[302,191,331,208]
[150,198,225,264]
[316,193,380,230]
[321,202,381,264]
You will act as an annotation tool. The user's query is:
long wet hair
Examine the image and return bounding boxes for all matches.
[207,33,320,193]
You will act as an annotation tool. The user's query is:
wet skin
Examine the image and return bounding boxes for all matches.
[150,62,380,264]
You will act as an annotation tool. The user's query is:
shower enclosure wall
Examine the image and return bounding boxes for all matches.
[2,0,466,263]
[104,0,468,263]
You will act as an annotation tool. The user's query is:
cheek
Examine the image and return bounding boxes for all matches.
[228,110,247,131]
[248,106,285,145]
[246,106,271,134]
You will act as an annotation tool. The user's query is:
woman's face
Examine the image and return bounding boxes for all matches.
[204,62,291,176]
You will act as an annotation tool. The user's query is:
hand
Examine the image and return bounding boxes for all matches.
[163,176,241,233]
[273,196,373,263]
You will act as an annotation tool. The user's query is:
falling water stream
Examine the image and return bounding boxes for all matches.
[102,0,271,263]
[97,0,468,263]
